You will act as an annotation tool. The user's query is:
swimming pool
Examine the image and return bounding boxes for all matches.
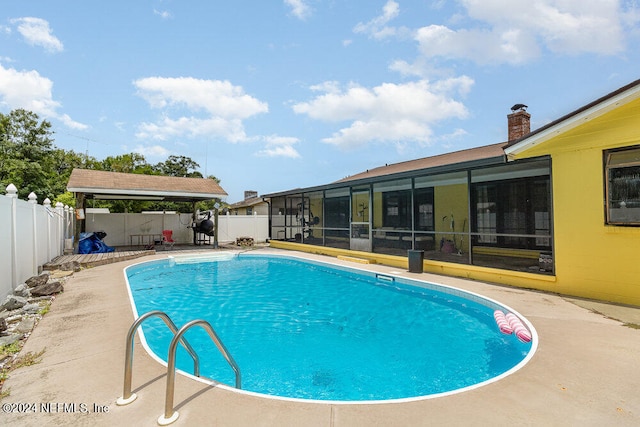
[124,253,536,402]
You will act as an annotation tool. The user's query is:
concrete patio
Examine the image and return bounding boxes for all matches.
[2,248,639,426]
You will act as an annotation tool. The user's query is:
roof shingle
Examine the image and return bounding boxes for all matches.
[335,142,507,183]
[67,169,227,201]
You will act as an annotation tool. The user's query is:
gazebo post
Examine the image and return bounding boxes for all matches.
[74,192,85,248]
[213,199,219,249]
[191,201,197,246]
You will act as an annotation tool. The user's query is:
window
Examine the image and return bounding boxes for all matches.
[382,191,411,228]
[325,196,350,228]
[414,188,434,231]
[475,185,497,243]
[471,177,551,249]
[605,146,640,225]
[246,207,253,215]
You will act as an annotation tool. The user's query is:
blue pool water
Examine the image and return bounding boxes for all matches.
[125,254,534,401]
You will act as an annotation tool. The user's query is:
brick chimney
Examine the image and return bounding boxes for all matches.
[507,105,531,141]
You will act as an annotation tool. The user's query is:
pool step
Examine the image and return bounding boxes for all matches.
[337,255,376,265]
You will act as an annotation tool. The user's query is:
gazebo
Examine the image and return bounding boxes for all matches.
[66,168,227,247]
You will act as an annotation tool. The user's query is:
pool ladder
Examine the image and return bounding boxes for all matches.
[116,310,241,426]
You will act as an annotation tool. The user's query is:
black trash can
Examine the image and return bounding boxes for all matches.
[407,249,424,273]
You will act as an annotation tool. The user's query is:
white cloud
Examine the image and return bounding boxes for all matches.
[292,77,472,148]
[416,25,540,65]
[134,77,268,118]
[10,17,63,53]
[284,0,312,20]
[256,135,301,158]
[153,9,172,20]
[309,80,342,94]
[135,116,248,142]
[0,64,87,129]
[58,113,88,130]
[133,76,268,142]
[436,128,469,149]
[414,0,628,65]
[131,144,170,158]
[389,58,450,79]
[354,0,405,39]
[622,0,640,36]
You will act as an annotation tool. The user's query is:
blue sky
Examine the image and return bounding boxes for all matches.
[1,1,639,202]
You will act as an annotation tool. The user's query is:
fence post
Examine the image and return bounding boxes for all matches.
[56,202,64,257]
[64,205,70,239]
[65,205,74,253]
[44,198,52,261]
[67,205,74,252]
[6,184,18,291]
[28,192,38,276]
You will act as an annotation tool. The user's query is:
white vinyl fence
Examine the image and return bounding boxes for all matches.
[1,184,73,300]
[85,212,269,247]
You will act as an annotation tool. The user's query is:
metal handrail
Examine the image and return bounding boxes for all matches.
[159,319,241,425]
[116,310,200,406]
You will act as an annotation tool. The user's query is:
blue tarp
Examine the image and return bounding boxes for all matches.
[78,232,114,254]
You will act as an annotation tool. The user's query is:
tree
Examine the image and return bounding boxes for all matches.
[0,108,219,211]
[156,155,200,177]
[47,149,93,197]
[100,153,152,174]
[55,191,75,207]
[0,109,55,200]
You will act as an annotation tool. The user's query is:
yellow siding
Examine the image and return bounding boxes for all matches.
[511,98,640,305]
[351,191,369,222]
[373,191,383,228]
[434,183,469,250]
[309,197,323,239]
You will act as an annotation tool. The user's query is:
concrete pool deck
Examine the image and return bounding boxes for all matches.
[2,248,639,426]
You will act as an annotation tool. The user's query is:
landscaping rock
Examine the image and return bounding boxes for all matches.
[59,261,81,272]
[30,280,64,297]
[28,296,55,303]
[3,314,23,323]
[26,273,49,288]
[1,295,28,311]
[13,283,31,298]
[0,318,6,333]
[16,318,36,334]
[0,310,17,321]
[21,304,41,315]
[48,270,74,279]
[0,333,21,347]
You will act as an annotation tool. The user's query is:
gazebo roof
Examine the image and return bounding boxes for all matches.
[67,169,227,202]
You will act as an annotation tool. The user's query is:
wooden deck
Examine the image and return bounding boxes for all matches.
[45,250,156,269]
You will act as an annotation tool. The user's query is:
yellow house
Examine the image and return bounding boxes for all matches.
[505,79,640,306]
[267,79,640,307]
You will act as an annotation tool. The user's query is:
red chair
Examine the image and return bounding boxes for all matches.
[162,230,175,250]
